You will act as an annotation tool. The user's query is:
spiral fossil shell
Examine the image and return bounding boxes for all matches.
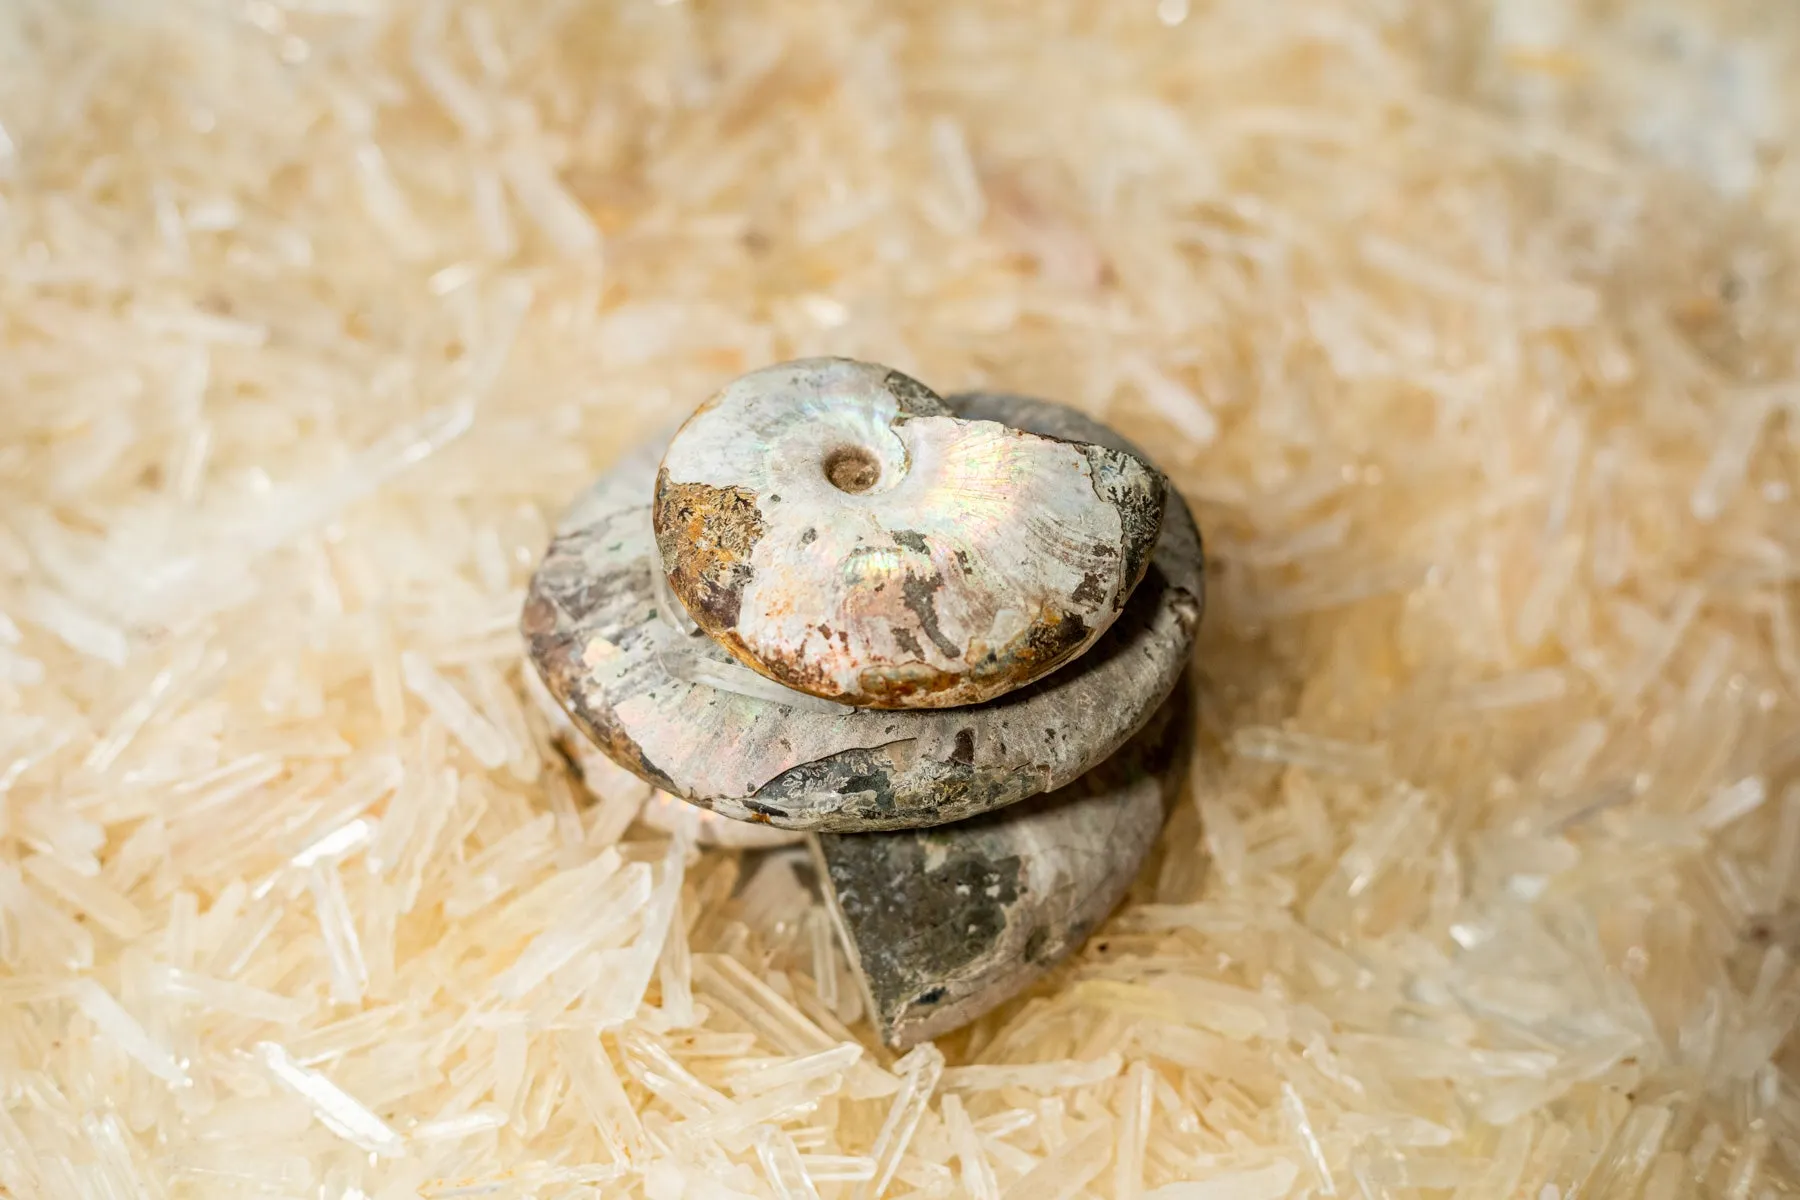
[522,391,1203,831]
[651,358,1167,709]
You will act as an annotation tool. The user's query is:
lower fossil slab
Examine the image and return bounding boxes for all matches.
[812,676,1194,1048]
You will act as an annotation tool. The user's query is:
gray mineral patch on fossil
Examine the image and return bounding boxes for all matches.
[812,678,1194,1048]
[522,390,1204,832]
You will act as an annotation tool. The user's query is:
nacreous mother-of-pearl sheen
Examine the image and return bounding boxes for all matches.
[651,358,1166,710]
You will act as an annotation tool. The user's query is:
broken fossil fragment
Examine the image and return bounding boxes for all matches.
[651,358,1167,709]
[523,389,1203,831]
[816,676,1193,1047]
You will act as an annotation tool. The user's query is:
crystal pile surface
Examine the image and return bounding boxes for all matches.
[0,0,1796,1196]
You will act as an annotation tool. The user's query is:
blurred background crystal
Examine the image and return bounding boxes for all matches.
[0,0,1797,1196]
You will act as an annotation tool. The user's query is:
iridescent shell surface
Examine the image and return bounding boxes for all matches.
[651,358,1166,709]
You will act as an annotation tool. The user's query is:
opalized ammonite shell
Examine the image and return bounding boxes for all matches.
[522,393,1204,832]
[651,358,1167,709]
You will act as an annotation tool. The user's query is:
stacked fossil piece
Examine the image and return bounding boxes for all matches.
[523,359,1205,1046]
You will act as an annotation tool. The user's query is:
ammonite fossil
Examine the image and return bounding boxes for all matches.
[523,386,1201,832]
[524,359,1204,1046]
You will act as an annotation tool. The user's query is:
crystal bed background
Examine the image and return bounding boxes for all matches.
[0,1,1797,1196]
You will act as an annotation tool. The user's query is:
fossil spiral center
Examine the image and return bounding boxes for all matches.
[823,444,882,494]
